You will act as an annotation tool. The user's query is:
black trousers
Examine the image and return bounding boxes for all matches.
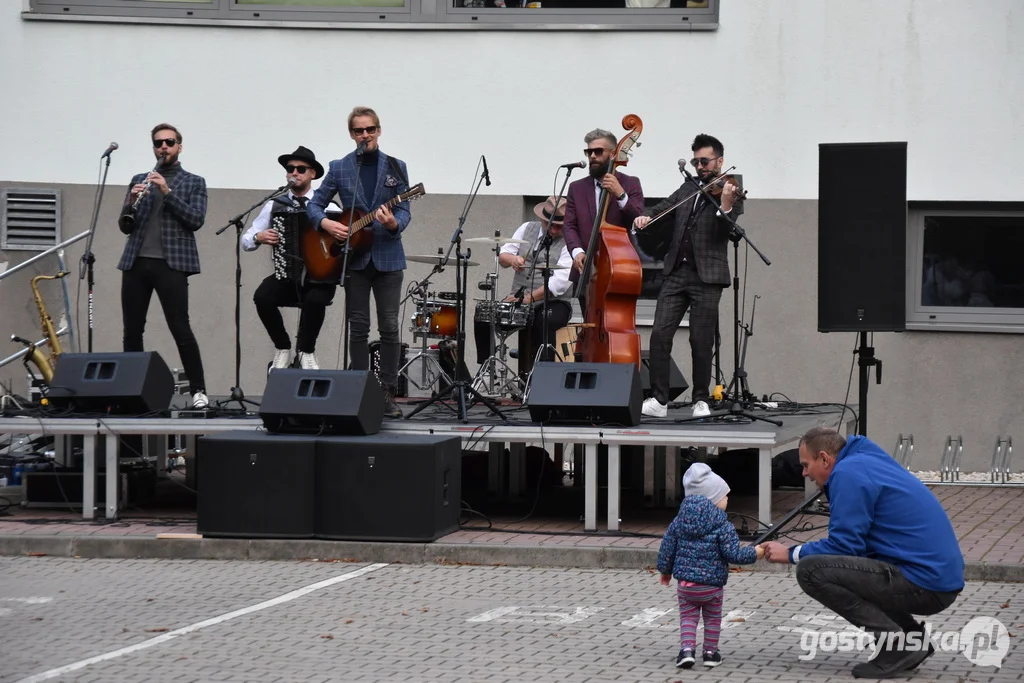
[797,555,960,635]
[121,257,206,394]
[346,263,403,389]
[253,275,336,353]
[649,262,722,404]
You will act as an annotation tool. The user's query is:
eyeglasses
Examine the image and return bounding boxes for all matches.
[285,165,311,174]
[584,148,610,157]
[153,138,178,148]
[350,126,378,135]
[691,156,721,168]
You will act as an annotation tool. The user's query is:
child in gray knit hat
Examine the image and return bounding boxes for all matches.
[656,462,764,669]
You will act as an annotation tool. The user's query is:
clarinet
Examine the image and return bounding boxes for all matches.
[122,153,165,228]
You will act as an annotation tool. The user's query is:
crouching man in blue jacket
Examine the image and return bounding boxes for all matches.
[762,427,964,678]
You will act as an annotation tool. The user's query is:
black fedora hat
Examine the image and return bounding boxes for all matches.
[278,145,324,179]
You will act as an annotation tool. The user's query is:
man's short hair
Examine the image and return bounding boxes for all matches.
[348,106,380,130]
[151,123,182,143]
[799,426,848,459]
[691,133,723,157]
[584,128,617,147]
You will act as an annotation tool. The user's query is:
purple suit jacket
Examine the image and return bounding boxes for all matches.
[563,171,645,259]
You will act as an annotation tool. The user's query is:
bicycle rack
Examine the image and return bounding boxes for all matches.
[990,436,1013,484]
[892,433,914,469]
[939,435,964,483]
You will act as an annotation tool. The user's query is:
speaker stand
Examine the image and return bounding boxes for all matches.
[856,331,881,436]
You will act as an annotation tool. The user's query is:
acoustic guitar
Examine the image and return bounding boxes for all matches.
[303,182,425,281]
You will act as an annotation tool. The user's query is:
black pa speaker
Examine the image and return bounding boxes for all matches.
[196,431,316,538]
[315,434,462,542]
[527,362,642,426]
[259,369,384,435]
[818,142,907,332]
[47,352,174,414]
[639,350,688,402]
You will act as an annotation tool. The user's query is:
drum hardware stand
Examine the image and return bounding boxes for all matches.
[472,233,526,401]
[398,280,452,397]
[406,156,506,423]
[214,184,291,411]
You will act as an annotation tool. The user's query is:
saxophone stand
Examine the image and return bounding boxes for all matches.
[406,156,506,423]
[79,148,116,352]
[214,185,290,412]
[673,165,780,426]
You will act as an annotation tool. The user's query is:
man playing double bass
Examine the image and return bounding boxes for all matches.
[633,133,743,419]
[563,128,646,281]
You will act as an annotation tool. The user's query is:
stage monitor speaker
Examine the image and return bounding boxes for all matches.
[196,431,316,538]
[315,434,462,542]
[47,352,174,414]
[527,362,642,426]
[818,141,907,332]
[639,350,688,402]
[259,369,384,436]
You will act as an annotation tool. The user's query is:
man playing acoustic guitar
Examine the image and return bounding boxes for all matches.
[307,106,412,418]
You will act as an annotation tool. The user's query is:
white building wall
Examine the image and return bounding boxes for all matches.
[2,0,1022,200]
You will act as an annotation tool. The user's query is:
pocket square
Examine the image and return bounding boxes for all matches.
[384,175,399,188]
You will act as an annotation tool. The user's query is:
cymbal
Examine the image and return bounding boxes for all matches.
[407,254,480,267]
[465,236,531,246]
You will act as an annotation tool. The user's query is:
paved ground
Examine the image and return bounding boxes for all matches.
[1,557,1020,683]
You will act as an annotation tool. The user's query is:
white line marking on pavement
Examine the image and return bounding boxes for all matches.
[467,605,603,624]
[1,597,54,604]
[15,563,388,683]
[621,608,757,630]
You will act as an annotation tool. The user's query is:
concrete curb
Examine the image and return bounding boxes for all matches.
[0,535,1020,582]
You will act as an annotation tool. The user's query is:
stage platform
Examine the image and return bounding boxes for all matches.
[0,399,852,533]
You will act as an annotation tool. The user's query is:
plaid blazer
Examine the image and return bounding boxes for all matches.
[306,150,411,272]
[116,163,208,274]
[648,177,745,285]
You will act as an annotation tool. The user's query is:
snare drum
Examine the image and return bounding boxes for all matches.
[412,299,458,338]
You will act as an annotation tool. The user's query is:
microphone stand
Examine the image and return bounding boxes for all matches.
[406,159,506,423]
[673,166,780,427]
[79,152,115,353]
[214,184,290,412]
[339,142,367,372]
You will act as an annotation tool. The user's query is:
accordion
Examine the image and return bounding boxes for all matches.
[270,208,308,282]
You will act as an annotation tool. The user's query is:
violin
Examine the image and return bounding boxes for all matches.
[705,174,747,202]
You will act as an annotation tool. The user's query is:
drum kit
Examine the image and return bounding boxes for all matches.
[399,233,548,401]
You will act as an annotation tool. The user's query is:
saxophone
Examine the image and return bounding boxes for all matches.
[11,271,68,385]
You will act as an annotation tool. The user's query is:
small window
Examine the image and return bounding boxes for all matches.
[907,206,1024,333]
[1,189,61,251]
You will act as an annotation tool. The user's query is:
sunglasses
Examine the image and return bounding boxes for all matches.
[285,164,311,174]
[350,126,378,135]
[584,147,610,157]
[153,138,178,148]
[691,156,721,167]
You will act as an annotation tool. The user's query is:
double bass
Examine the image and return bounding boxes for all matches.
[574,114,644,368]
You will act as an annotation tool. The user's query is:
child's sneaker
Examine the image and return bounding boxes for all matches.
[702,650,723,667]
[675,648,695,668]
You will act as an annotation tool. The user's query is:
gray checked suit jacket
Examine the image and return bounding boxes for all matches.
[117,163,208,274]
[646,177,744,285]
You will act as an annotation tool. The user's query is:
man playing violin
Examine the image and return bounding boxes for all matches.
[633,133,743,419]
[307,106,411,419]
[563,128,646,279]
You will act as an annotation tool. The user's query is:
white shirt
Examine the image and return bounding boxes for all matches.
[570,180,630,261]
[241,186,340,252]
[500,221,573,298]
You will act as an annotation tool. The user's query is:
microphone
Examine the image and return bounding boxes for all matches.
[101,142,119,159]
[287,178,298,187]
[482,155,491,186]
[677,159,688,174]
[356,140,367,155]
[559,161,586,169]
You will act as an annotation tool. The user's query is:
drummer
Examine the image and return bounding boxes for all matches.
[473,196,574,378]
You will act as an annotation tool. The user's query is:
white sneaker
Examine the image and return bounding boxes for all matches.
[271,349,291,370]
[191,391,209,410]
[692,400,711,417]
[298,352,319,370]
[642,397,667,417]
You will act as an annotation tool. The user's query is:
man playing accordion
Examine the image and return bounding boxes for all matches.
[242,146,340,371]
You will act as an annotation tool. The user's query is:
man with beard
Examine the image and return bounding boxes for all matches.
[562,128,646,281]
[633,133,742,418]
[117,123,209,409]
